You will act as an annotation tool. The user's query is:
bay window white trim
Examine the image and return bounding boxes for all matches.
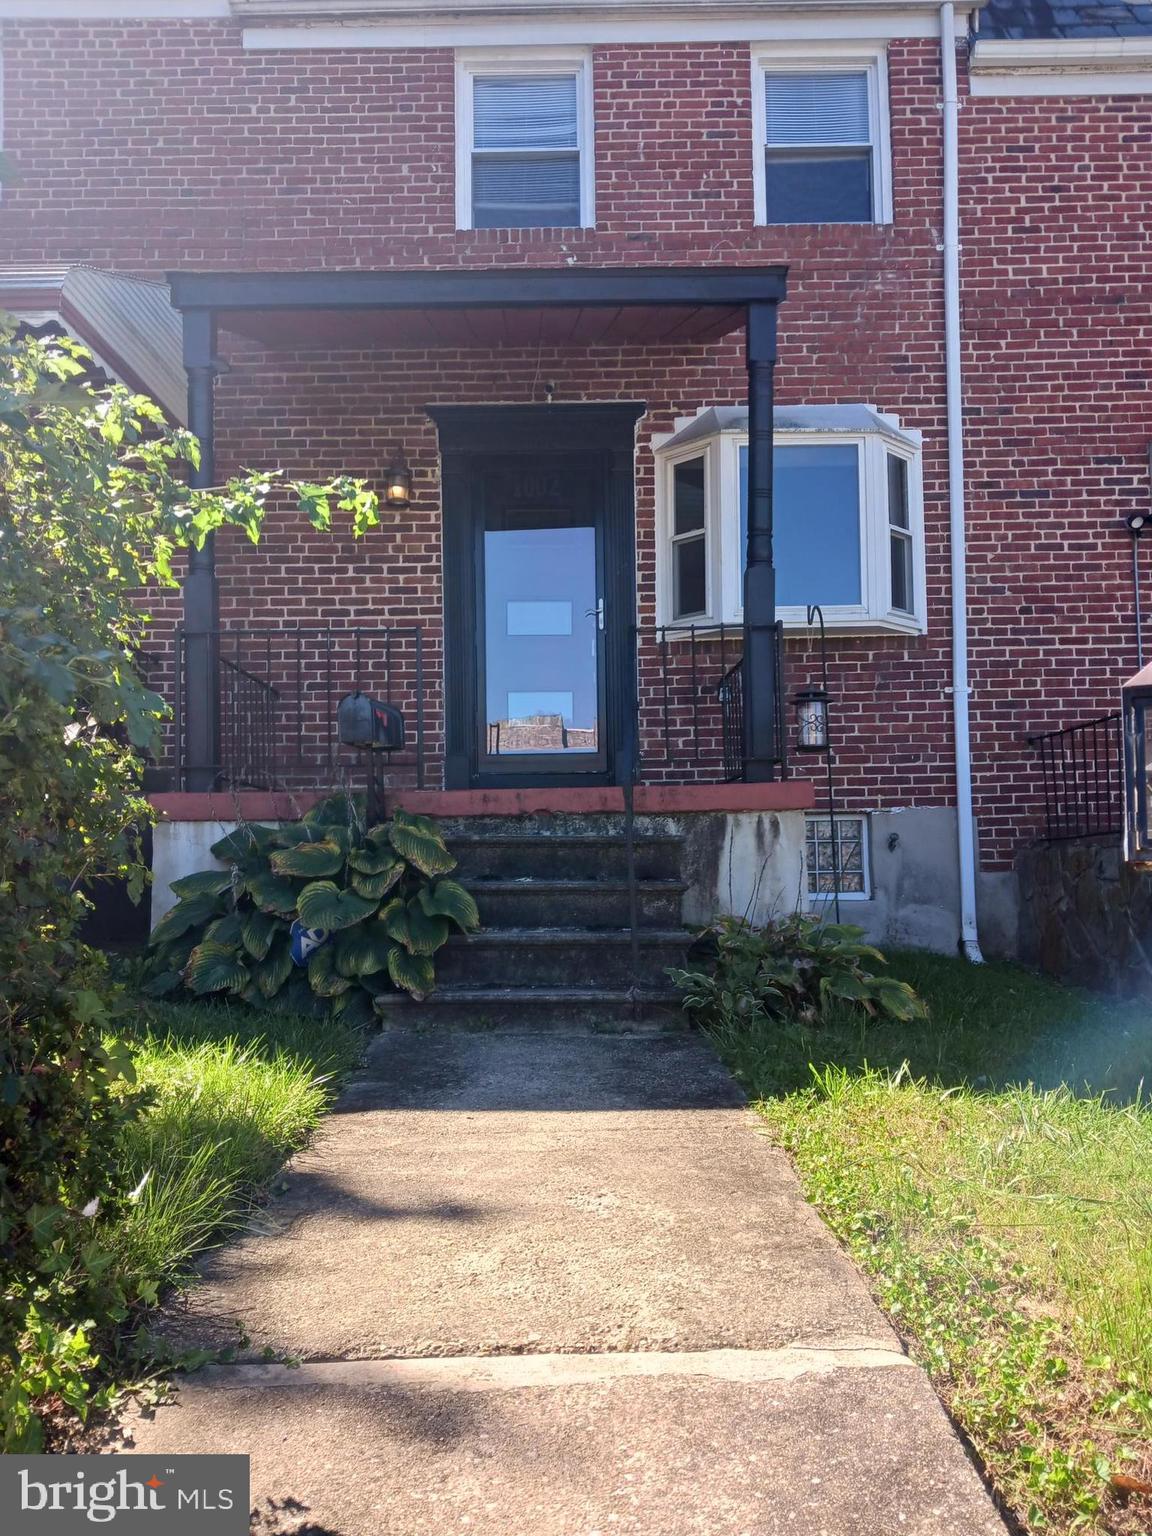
[653,405,926,636]
[455,47,595,232]
[751,41,893,226]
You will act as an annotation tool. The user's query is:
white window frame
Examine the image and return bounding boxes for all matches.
[653,411,926,636]
[455,47,595,232]
[658,440,723,625]
[751,42,893,227]
[805,813,872,901]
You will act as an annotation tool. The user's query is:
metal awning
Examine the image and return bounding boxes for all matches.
[0,265,188,423]
[166,265,788,351]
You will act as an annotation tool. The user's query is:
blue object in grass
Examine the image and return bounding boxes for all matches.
[290,920,331,966]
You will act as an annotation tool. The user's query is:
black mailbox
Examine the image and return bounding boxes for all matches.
[337,692,406,751]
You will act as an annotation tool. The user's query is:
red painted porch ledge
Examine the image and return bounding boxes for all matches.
[149,782,815,823]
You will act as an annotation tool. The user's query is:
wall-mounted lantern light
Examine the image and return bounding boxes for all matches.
[792,686,830,753]
[384,452,412,511]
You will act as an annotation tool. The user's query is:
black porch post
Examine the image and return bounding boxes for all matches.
[182,308,220,792]
[743,300,779,782]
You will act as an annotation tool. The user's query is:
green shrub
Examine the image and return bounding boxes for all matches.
[146,794,479,1020]
[0,320,380,1449]
[670,913,926,1033]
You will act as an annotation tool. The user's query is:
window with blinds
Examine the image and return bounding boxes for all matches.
[469,72,584,229]
[762,69,875,224]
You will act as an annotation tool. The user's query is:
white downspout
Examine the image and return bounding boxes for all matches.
[940,2,984,962]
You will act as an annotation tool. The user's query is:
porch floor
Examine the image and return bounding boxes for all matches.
[148,780,816,823]
[123,1031,1005,1535]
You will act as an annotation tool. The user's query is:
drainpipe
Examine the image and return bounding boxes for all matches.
[940,3,984,961]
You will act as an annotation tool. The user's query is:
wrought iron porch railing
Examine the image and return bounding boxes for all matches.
[639,621,787,783]
[1027,713,1122,842]
[171,621,791,791]
[175,625,427,793]
[218,655,280,790]
[718,658,745,783]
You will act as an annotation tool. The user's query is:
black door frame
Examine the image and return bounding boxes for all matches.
[431,403,645,790]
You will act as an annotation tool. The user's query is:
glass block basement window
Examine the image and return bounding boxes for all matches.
[806,815,869,897]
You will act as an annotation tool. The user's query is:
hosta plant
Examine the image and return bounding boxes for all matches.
[670,912,926,1032]
[145,796,479,1021]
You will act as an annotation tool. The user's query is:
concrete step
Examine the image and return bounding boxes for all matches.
[437,927,695,990]
[450,833,683,883]
[471,878,685,930]
[372,986,686,1033]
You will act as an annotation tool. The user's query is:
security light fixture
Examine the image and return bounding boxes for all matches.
[384,453,412,510]
[1126,511,1151,534]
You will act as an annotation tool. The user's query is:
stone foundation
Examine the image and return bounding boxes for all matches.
[1016,836,1152,996]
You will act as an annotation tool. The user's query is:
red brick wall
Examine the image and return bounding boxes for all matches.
[9,19,1143,871]
[960,88,1152,867]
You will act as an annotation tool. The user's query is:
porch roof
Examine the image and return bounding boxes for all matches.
[1,264,188,423]
[166,265,789,351]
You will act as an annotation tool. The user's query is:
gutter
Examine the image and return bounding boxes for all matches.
[940,1,984,962]
[970,36,1152,74]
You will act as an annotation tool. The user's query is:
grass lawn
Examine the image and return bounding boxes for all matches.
[107,1000,364,1299]
[709,953,1152,1536]
[17,996,363,1451]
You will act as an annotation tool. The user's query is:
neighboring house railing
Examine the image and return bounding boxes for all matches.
[174,625,427,793]
[1027,713,1122,842]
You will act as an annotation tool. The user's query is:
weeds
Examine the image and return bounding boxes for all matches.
[708,955,1152,1535]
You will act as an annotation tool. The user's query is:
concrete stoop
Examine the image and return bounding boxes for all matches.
[123,1032,1007,1536]
[376,819,696,1032]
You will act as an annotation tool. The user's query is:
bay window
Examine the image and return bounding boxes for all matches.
[655,405,925,633]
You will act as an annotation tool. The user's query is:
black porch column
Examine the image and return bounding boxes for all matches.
[743,301,779,782]
[182,308,220,792]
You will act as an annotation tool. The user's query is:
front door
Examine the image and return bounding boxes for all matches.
[478,457,606,777]
[435,404,643,790]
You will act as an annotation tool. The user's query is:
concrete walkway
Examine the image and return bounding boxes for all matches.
[126,1032,1006,1535]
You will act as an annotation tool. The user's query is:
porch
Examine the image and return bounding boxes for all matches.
[163,265,791,800]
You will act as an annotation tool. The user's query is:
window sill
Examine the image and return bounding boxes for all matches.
[458,223,594,234]
[754,218,890,230]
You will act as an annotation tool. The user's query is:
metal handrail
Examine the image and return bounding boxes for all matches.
[1027,713,1122,842]
[175,623,427,793]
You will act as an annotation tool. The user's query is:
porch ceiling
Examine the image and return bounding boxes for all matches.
[219,303,747,350]
[167,265,788,353]
[222,301,749,350]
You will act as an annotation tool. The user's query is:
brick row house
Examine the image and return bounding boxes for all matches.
[3,0,1151,991]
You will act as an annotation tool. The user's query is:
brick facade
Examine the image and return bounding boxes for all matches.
[3,16,1149,877]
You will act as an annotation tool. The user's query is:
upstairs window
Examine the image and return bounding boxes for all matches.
[456,52,594,231]
[655,406,924,635]
[753,49,891,225]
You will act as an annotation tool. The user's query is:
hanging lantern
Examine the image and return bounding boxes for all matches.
[384,452,412,510]
[792,687,829,753]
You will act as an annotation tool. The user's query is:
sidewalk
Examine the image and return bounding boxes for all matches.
[126,1031,1007,1535]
